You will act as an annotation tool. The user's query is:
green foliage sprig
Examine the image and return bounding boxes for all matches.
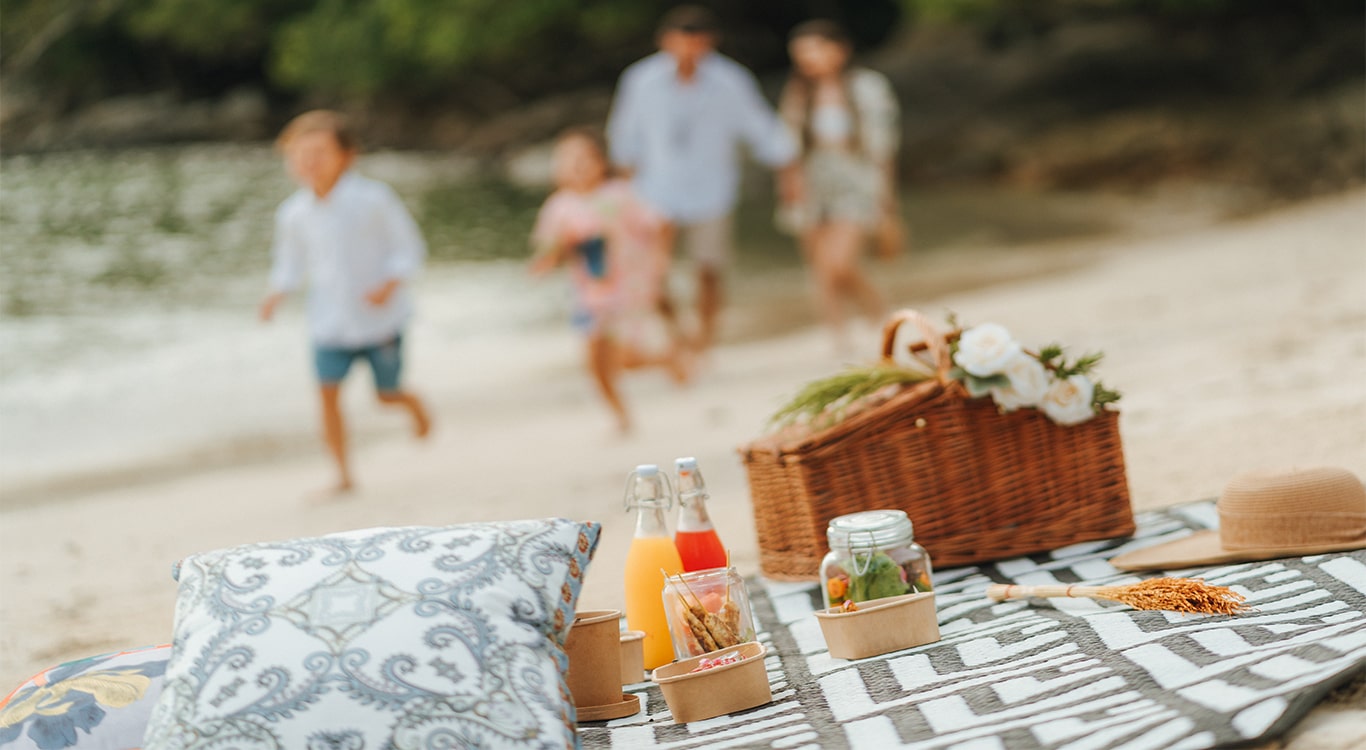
[1036,344,1121,409]
[1093,383,1123,408]
[770,363,928,430]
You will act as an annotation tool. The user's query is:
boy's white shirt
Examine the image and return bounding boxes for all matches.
[607,51,797,225]
[269,171,426,348]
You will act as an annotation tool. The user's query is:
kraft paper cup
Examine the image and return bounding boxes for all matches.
[565,610,624,711]
[651,641,771,724]
[619,630,646,685]
[814,592,939,660]
[575,693,641,722]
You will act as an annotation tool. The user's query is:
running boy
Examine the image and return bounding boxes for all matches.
[259,110,431,494]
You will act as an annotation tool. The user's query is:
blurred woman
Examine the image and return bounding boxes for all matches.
[778,20,901,348]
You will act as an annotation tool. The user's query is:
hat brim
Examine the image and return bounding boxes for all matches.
[1110,529,1366,572]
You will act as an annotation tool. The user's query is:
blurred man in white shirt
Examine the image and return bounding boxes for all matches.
[608,5,799,351]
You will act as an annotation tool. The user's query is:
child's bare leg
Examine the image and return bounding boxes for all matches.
[649,297,695,383]
[377,390,431,439]
[587,335,629,433]
[614,342,687,384]
[640,339,693,385]
[319,384,354,492]
[618,344,651,371]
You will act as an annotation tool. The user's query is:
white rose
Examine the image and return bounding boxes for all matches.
[990,352,1050,411]
[1040,374,1096,425]
[954,323,1021,377]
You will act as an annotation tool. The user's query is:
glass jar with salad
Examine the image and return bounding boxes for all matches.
[821,510,933,609]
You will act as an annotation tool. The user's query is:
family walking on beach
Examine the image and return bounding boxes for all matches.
[536,7,905,433]
[259,6,904,492]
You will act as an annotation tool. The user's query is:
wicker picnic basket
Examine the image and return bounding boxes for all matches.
[740,310,1134,580]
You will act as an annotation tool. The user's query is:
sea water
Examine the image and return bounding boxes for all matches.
[0,145,575,495]
[0,144,1118,498]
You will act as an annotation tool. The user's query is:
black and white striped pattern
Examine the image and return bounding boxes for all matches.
[578,502,1366,749]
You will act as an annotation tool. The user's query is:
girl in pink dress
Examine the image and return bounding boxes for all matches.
[531,128,688,433]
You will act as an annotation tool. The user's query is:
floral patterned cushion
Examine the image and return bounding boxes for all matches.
[141,518,601,750]
[1,644,170,749]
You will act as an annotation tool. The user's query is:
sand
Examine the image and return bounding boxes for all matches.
[2,189,1363,746]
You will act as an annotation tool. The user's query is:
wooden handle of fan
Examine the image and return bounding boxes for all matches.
[987,584,1108,601]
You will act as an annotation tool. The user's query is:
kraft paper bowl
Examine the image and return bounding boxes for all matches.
[814,592,940,660]
[651,641,771,724]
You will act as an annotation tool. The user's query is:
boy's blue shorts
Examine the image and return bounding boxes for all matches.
[313,335,403,392]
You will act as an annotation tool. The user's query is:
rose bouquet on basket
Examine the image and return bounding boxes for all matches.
[941,318,1121,425]
[773,314,1121,432]
[742,309,1135,579]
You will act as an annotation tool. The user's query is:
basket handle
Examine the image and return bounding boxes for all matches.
[881,309,952,381]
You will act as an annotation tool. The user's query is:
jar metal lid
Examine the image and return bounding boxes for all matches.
[827,509,915,551]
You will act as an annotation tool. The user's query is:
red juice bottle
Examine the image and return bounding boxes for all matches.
[673,457,727,571]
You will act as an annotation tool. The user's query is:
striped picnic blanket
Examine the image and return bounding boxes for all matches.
[580,501,1366,749]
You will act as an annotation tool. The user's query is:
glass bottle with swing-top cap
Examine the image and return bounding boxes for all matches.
[673,457,728,572]
[622,464,685,670]
[820,509,933,609]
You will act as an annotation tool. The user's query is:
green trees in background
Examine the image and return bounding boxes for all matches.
[2,0,304,100]
[267,0,660,101]
[1,0,646,102]
[1,0,1356,108]
[0,0,898,107]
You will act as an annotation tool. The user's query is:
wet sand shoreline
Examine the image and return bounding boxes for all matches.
[0,237,1106,510]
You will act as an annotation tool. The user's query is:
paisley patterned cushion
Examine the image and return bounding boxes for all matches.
[141,518,601,750]
[1,644,170,750]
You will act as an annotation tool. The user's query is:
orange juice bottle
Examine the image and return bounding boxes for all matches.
[673,457,727,572]
[623,464,684,670]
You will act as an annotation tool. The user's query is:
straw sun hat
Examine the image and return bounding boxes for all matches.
[1110,466,1366,571]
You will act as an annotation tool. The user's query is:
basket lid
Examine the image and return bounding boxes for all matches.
[827,510,915,551]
